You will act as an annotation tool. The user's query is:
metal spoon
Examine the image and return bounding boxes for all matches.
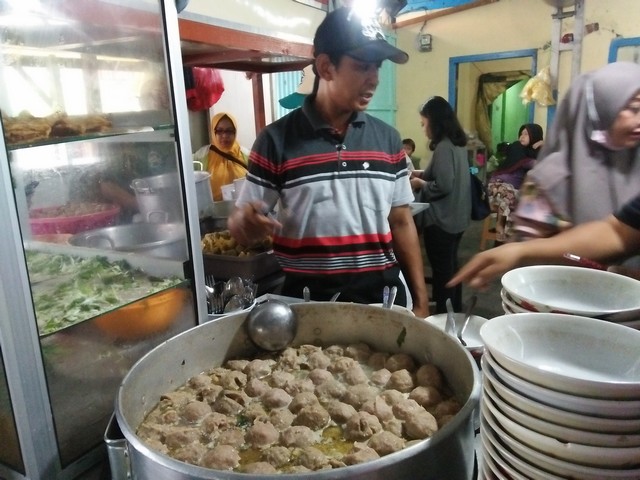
[457,295,478,347]
[387,286,398,309]
[246,300,298,351]
[445,298,456,337]
[223,294,245,313]
[382,286,390,308]
[303,286,310,302]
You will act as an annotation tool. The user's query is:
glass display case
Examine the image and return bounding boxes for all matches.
[0,0,207,478]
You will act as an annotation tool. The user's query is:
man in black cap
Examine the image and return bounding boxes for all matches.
[229,7,429,317]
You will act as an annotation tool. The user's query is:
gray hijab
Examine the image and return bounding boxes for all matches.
[529,61,640,224]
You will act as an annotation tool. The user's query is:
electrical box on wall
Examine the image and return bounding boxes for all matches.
[419,34,432,52]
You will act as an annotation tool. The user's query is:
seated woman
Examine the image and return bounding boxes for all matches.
[487,123,544,242]
[193,112,248,201]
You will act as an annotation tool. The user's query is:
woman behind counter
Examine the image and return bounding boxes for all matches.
[411,96,471,314]
[194,112,248,201]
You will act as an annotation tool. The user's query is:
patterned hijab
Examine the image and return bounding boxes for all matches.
[529,62,640,223]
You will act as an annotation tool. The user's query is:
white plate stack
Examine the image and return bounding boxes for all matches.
[478,313,640,479]
[500,265,640,329]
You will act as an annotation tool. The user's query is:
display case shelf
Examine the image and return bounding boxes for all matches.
[0,1,207,478]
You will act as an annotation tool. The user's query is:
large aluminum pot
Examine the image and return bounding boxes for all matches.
[69,223,188,260]
[131,172,184,223]
[116,303,480,479]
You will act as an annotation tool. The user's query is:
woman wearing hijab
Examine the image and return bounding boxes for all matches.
[410,96,470,314]
[513,62,640,240]
[487,123,544,241]
[193,112,248,201]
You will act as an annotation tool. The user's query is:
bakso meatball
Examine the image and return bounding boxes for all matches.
[278,347,299,369]
[245,378,270,398]
[385,369,415,393]
[367,352,389,370]
[404,411,438,440]
[344,343,372,362]
[392,398,424,421]
[201,412,234,435]
[164,427,199,449]
[342,384,378,409]
[173,443,206,465]
[383,418,404,437]
[343,444,380,466]
[433,398,462,419]
[289,392,320,414]
[367,430,405,456]
[270,371,296,389]
[212,396,244,415]
[362,396,394,422]
[293,404,331,430]
[244,359,274,379]
[379,389,405,407]
[416,364,444,389]
[385,353,416,373]
[199,384,223,404]
[240,462,278,474]
[226,359,250,372]
[187,374,212,389]
[344,411,383,441]
[269,408,296,430]
[280,425,318,448]
[201,444,240,470]
[284,378,315,396]
[307,351,331,370]
[328,356,358,375]
[308,368,333,385]
[315,379,347,402]
[409,386,442,408]
[161,409,179,424]
[262,445,292,468]
[324,345,344,358]
[343,364,369,385]
[243,403,267,421]
[219,370,247,390]
[182,401,211,422]
[261,388,292,409]
[246,421,279,448]
[296,446,330,471]
[370,368,391,386]
[160,391,192,408]
[325,400,357,424]
[217,428,245,447]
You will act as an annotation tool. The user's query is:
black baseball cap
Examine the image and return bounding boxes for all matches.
[314,7,409,65]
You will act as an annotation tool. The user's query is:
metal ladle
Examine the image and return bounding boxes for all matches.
[246,300,298,351]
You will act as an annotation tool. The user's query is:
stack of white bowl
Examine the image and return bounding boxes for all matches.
[478,313,640,479]
[500,265,640,329]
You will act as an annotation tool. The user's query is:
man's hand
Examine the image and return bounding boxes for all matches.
[227,201,281,247]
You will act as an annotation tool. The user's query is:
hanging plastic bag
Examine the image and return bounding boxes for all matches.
[520,66,555,107]
[185,67,225,111]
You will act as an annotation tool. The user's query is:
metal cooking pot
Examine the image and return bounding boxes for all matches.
[115,303,481,480]
[69,223,188,260]
[194,171,213,214]
[131,172,184,223]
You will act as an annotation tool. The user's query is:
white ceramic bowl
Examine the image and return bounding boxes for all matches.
[481,422,565,480]
[481,356,640,433]
[424,313,488,350]
[483,388,640,467]
[483,351,640,418]
[483,380,640,447]
[500,288,530,313]
[480,313,640,399]
[480,437,518,480]
[501,265,640,318]
[481,404,640,480]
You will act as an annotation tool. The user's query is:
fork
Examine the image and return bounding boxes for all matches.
[205,275,225,314]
